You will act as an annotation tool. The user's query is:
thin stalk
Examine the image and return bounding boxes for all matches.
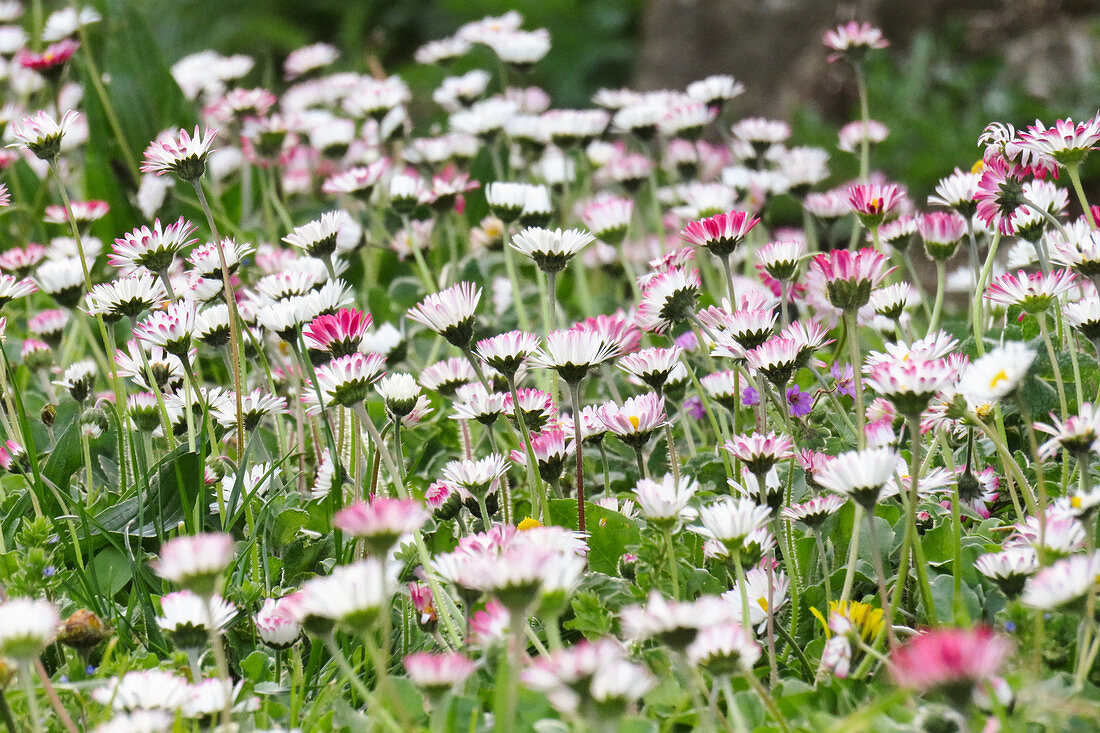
[864,508,895,649]
[192,179,246,456]
[1039,313,1069,420]
[662,527,680,599]
[322,636,402,733]
[1068,164,1097,229]
[719,254,736,303]
[813,530,833,604]
[844,311,866,447]
[732,551,752,631]
[568,379,587,532]
[972,231,1003,356]
[19,660,42,733]
[838,505,863,605]
[927,259,946,336]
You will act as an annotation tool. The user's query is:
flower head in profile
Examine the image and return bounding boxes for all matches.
[407,282,481,349]
[635,266,701,333]
[686,621,761,677]
[823,21,888,63]
[509,227,596,274]
[0,598,59,661]
[633,472,699,530]
[917,211,967,261]
[306,352,387,412]
[152,532,235,596]
[816,448,902,510]
[847,183,903,228]
[530,328,619,384]
[1018,114,1100,167]
[283,210,350,259]
[335,498,429,555]
[680,210,759,259]
[984,268,1076,314]
[890,627,1011,707]
[404,652,476,698]
[10,110,80,160]
[809,248,891,311]
[141,127,219,180]
[597,393,668,449]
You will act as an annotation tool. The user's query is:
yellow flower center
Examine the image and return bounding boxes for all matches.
[971,159,985,174]
[989,369,1009,390]
[757,597,769,612]
[1072,496,1083,508]
[628,415,640,429]
[517,517,543,531]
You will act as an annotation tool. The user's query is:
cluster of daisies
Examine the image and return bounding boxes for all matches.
[0,7,1098,732]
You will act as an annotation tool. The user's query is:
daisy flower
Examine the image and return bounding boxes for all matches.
[404,652,476,698]
[847,183,904,229]
[141,126,219,180]
[975,547,1039,599]
[509,227,596,274]
[633,472,699,530]
[984,268,1076,313]
[635,266,701,333]
[890,627,1011,705]
[529,328,619,384]
[686,622,761,677]
[10,109,79,160]
[781,495,847,529]
[617,346,683,392]
[306,352,387,412]
[0,598,59,660]
[110,217,199,274]
[1018,115,1100,167]
[823,21,888,63]
[335,498,429,555]
[157,591,237,650]
[816,448,902,510]
[809,247,892,311]
[723,431,793,476]
[596,392,668,450]
[283,210,350,259]
[917,211,967,261]
[679,210,760,259]
[1034,402,1100,458]
[475,330,540,378]
[152,533,235,596]
[407,282,481,349]
[621,591,734,650]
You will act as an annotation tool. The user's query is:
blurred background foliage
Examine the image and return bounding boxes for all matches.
[135,0,1100,201]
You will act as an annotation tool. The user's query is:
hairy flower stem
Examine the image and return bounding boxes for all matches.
[1038,313,1069,420]
[19,660,42,733]
[502,237,532,333]
[838,505,862,605]
[662,527,680,599]
[663,421,680,487]
[502,612,526,733]
[322,636,402,732]
[719,254,737,304]
[927,259,946,336]
[732,551,752,631]
[864,509,895,649]
[568,380,588,531]
[853,62,870,183]
[746,674,792,733]
[843,311,866,447]
[1068,164,1097,229]
[48,159,129,486]
[972,231,1002,356]
[205,596,235,728]
[813,530,833,604]
[506,375,546,522]
[193,179,246,456]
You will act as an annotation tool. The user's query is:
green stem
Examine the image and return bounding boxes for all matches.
[662,527,680,600]
[838,505,862,605]
[20,660,42,733]
[927,259,946,336]
[844,311,865,447]
[972,231,1002,357]
[1068,164,1097,229]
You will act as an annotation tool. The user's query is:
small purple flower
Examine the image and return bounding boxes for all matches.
[786,385,813,417]
[831,361,855,398]
[683,395,706,419]
[42,566,56,577]
[741,386,760,406]
[674,330,698,351]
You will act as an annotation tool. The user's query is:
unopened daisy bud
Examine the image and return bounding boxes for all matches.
[128,393,161,432]
[0,598,59,661]
[255,597,301,649]
[80,405,108,439]
[11,110,79,160]
[485,181,528,223]
[377,372,421,418]
[57,609,109,651]
[141,126,218,181]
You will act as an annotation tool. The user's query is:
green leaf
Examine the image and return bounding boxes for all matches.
[88,546,133,597]
[564,590,613,639]
[42,419,83,495]
[547,499,639,574]
[241,651,271,683]
[94,448,202,536]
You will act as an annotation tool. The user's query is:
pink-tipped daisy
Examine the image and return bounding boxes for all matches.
[335,498,429,555]
[407,282,481,349]
[809,247,892,311]
[306,352,387,413]
[823,21,888,63]
[635,266,701,333]
[984,268,1076,314]
[141,126,219,180]
[679,210,760,259]
[10,110,79,160]
[847,182,904,229]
